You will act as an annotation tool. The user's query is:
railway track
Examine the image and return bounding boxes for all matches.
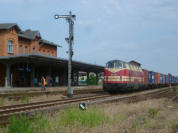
[0,88,103,100]
[0,93,111,125]
[0,88,174,126]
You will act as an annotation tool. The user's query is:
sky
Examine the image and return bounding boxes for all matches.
[0,0,178,75]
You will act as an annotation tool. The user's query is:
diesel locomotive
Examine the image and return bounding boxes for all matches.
[103,60,178,92]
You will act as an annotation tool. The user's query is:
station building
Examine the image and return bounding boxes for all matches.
[0,23,104,88]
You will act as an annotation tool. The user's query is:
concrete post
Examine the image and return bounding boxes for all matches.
[31,66,35,87]
[96,72,98,85]
[49,66,52,75]
[87,72,90,85]
[5,64,11,88]
[71,72,74,86]
[63,70,68,86]
[76,71,79,86]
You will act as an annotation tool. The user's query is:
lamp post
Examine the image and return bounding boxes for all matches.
[54,11,76,98]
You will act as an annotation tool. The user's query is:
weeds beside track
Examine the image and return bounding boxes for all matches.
[0,87,176,126]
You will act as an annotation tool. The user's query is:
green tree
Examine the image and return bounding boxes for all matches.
[89,74,99,85]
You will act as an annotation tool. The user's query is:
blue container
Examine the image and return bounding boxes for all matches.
[169,75,172,83]
[173,76,176,83]
[148,71,155,84]
[160,74,163,84]
[165,75,168,84]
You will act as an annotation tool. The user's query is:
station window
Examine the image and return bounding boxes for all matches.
[43,49,45,54]
[32,48,35,53]
[24,46,28,54]
[18,45,22,54]
[8,41,13,53]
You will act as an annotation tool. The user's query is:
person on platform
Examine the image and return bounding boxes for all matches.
[41,76,46,91]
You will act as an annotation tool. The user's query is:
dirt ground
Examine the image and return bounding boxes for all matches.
[0,94,66,106]
[57,98,177,133]
[87,99,178,133]
[34,97,177,133]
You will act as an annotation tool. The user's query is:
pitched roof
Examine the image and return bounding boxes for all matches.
[39,39,61,47]
[0,23,21,31]
[0,23,61,47]
[18,29,41,40]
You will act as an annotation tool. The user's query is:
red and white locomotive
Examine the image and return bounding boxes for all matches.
[103,60,144,92]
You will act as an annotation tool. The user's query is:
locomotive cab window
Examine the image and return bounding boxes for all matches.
[123,63,126,68]
[115,61,122,68]
[106,62,114,68]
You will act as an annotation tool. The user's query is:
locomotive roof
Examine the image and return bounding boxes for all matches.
[106,60,127,64]
[129,60,141,66]
[106,60,142,68]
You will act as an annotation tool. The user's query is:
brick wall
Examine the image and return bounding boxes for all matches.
[0,27,58,57]
[39,44,57,56]
[0,30,6,56]
[3,28,19,56]
[18,38,31,54]
[30,38,40,54]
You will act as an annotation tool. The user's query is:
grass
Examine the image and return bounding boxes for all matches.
[171,121,178,133]
[7,115,34,133]
[0,98,177,133]
[58,107,109,127]
[175,85,178,90]
[0,98,5,106]
[0,107,109,133]
[33,114,50,133]
[20,96,30,104]
[147,108,159,118]
[4,114,50,133]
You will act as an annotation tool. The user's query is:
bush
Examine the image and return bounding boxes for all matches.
[59,107,109,127]
[8,115,33,133]
[89,74,99,85]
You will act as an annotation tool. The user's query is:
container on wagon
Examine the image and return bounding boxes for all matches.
[160,74,163,84]
[154,72,159,85]
[162,74,165,84]
[143,69,148,85]
[164,75,168,84]
[148,71,155,84]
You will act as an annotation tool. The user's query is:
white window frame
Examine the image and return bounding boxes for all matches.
[8,41,13,53]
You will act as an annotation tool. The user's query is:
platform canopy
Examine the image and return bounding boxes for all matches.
[0,53,104,73]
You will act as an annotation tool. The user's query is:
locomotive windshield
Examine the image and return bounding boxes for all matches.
[106,60,126,68]
[106,61,114,68]
[115,61,123,68]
